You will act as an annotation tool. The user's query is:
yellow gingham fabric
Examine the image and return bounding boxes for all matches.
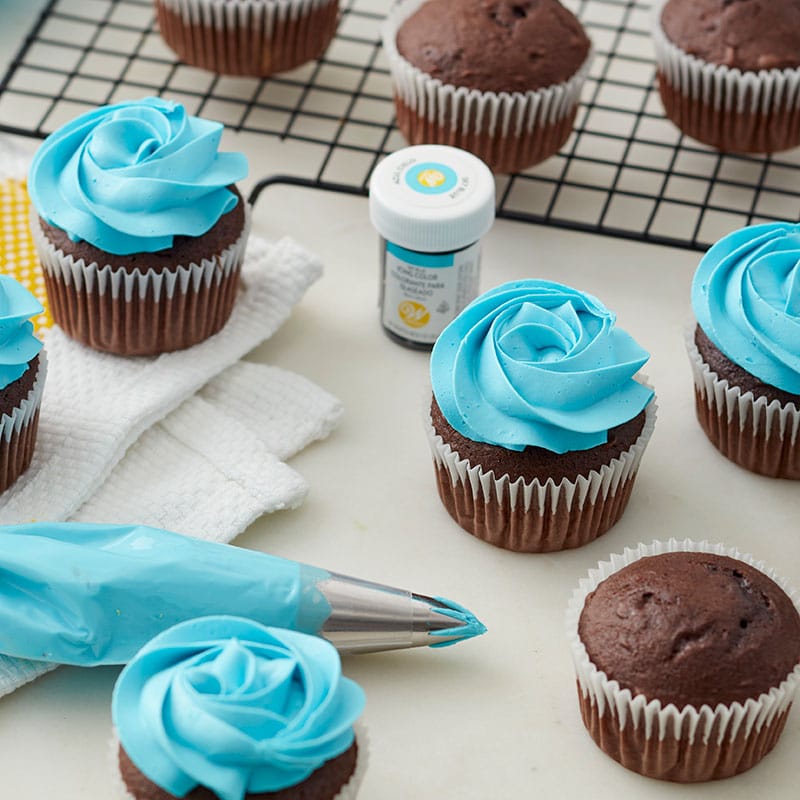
[0,177,51,332]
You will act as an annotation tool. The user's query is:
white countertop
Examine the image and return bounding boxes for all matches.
[0,3,799,799]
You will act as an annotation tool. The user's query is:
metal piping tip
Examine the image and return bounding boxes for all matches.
[412,593,488,648]
[317,573,487,654]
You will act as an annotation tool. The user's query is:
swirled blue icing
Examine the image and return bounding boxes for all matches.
[692,222,800,395]
[431,280,653,454]
[113,616,364,800]
[28,97,248,255]
[0,275,43,391]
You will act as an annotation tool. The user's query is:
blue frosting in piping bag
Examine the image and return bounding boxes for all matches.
[0,523,331,665]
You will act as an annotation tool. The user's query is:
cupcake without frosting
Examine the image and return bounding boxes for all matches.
[426,279,656,552]
[112,615,366,800]
[689,221,800,478]
[653,0,800,153]
[0,275,46,494]
[154,0,341,77]
[384,0,593,173]
[28,97,250,356]
[568,541,800,781]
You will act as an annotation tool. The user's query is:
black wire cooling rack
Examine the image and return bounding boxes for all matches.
[2,0,800,251]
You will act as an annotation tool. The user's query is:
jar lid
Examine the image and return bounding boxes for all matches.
[368,145,495,253]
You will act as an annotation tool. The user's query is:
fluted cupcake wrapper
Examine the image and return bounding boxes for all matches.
[425,389,656,552]
[651,0,800,152]
[685,325,800,479]
[566,539,800,782]
[383,0,593,173]
[111,722,369,800]
[31,208,251,356]
[155,0,340,77]
[0,352,46,493]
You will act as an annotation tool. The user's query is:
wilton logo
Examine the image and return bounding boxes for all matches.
[399,300,430,328]
[416,169,446,189]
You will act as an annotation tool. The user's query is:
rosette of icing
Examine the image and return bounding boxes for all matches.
[431,279,653,454]
[28,97,248,255]
[112,616,364,800]
[0,275,43,391]
[692,222,800,395]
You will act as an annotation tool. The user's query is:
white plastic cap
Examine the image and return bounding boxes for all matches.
[368,145,496,253]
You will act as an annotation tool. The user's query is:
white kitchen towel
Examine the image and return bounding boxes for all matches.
[74,361,343,538]
[0,362,343,697]
[0,233,323,524]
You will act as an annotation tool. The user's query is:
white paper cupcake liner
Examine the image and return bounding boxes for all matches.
[686,324,800,479]
[0,350,46,444]
[566,538,800,781]
[111,721,369,799]
[31,208,251,355]
[651,0,800,152]
[425,385,656,552]
[0,351,46,493]
[32,206,250,302]
[155,0,340,77]
[383,0,592,172]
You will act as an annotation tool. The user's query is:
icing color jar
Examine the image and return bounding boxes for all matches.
[369,145,495,349]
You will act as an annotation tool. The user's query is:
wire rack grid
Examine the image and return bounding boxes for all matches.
[2,0,800,252]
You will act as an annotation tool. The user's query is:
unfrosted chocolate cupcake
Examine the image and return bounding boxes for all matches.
[28,97,250,356]
[569,544,800,782]
[155,0,340,77]
[426,280,656,552]
[384,0,593,173]
[653,0,800,152]
[689,222,800,479]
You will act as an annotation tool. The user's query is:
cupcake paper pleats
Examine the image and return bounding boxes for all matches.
[30,207,251,356]
[425,393,657,552]
[686,326,800,479]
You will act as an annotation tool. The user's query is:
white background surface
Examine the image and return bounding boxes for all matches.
[0,2,799,799]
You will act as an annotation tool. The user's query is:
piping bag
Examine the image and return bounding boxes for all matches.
[0,522,486,665]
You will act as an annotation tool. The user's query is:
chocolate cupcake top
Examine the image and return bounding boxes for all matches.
[28,97,248,256]
[660,0,800,72]
[396,0,591,94]
[578,551,800,709]
[692,222,800,395]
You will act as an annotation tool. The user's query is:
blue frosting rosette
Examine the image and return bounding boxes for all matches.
[28,97,248,255]
[692,222,800,395]
[0,275,43,392]
[431,280,654,454]
[112,616,365,800]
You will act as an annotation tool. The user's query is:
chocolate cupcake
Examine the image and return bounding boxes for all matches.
[689,222,800,478]
[568,541,800,782]
[384,0,593,173]
[113,616,366,800]
[426,280,656,552]
[0,275,46,493]
[653,0,800,153]
[155,0,340,77]
[28,97,250,356]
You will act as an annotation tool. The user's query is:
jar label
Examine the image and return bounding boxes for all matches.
[381,240,481,345]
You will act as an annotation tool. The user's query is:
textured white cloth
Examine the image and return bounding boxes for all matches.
[0,234,322,523]
[0,233,345,697]
[74,361,343,539]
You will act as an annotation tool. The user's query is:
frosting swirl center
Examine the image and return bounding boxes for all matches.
[113,616,364,800]
[28,97,248,255]
[431,280,653,453]
[692,222,800,394]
